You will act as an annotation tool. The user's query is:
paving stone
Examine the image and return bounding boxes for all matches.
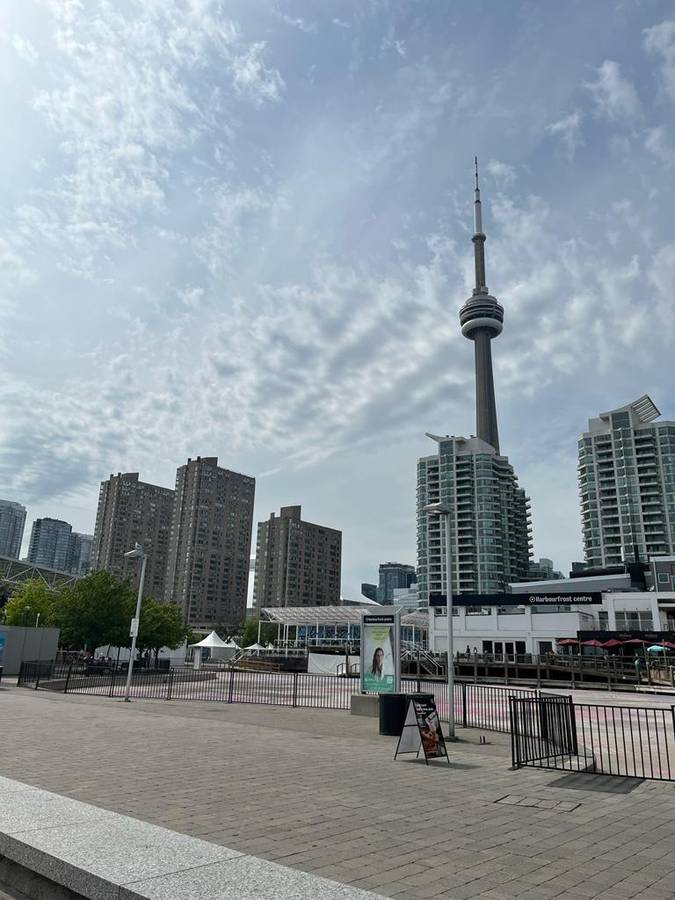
[2,688,675,900]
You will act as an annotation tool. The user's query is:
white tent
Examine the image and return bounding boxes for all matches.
[190,631,230,649]
[222,639,240,649]
[244,642,264,653]
[190,631,237,665]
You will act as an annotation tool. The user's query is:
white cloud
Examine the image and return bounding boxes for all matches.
[644,20,675,101]
[231,42,286,105]
[11,34,39,65]
[487,159,517,188]
[585,60,641,121]
[546,110,583,160]
[644,125,675,163]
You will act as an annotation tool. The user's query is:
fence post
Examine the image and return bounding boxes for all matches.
[462,682,467,728]
[292,671,298,708]
[64,662,73,694]
[34,665,41,691]
[166,669,174,701]
[109,669,116,698]
[509,697,518,768]
[228,667,235,703]
[17,662,24,687]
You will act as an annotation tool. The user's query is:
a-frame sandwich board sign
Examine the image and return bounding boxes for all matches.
[394,696,449,765]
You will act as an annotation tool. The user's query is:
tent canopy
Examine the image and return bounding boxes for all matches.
[190,630,230,649]
[245,642,265,651]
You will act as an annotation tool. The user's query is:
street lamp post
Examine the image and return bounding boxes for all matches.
[123,543,147,703]
[424,502,455,739]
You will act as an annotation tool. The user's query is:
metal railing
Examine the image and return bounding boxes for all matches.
[18,660,538,731]
[510,694,675,782]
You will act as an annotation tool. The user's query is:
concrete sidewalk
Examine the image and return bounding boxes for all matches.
[2,686,675,899]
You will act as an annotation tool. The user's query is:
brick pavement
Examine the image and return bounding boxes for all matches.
[2,686,675,899]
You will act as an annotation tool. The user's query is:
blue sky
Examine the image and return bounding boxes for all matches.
[2,1,675,597]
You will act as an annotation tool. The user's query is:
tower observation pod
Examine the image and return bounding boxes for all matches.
[458,157,504,454]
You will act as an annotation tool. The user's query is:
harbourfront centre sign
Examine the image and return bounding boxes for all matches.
[428,592,603,607]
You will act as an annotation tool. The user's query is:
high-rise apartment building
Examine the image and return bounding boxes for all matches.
[416,163,532,603]
[27,518,73,570]
[253,505,341,609]
[377,562,416,604]
[166,457,255,627]
[0,499,27,559]
[579,396,675,567]
[93,472,175,598]
[417,436,531,598]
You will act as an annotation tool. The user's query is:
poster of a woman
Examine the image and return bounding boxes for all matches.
[361,618,396,693]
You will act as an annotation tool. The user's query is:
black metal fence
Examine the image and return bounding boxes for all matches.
[510,694,675,782]
[18,660,538,732]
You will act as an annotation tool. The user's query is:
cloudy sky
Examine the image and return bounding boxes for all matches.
[2,1,675,597]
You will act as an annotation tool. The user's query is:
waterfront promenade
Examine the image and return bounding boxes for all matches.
[2,685,675,899]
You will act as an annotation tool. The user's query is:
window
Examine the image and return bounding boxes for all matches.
[615,611,653,630]
[658,573,670,584]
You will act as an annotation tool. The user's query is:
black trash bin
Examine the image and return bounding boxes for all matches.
[379,692,434,736]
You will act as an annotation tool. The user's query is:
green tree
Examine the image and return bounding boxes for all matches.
[135,600,190,661]
[239,618,275,648]
[4,579,57,627]
[53,570,135,651]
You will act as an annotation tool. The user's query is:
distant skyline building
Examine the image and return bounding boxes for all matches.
[392,583,422,613]
[579,396,675,567]
[27,517,72,571]
[253,505,341,610]
[166,457,255,628]
[377,562,416,605]
[92,472,175,598]
[361,583,378,603]
[0,499,27,559]
[527,557,563,581]
[68,532,94,576]
[417,162,532,602]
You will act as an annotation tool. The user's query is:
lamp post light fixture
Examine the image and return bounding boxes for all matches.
[123,542,147,703]
[423,502,455,739]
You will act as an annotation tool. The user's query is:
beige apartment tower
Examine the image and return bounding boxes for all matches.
[92,472,175,598]
[253,505,342,610]
[165,457,255,628]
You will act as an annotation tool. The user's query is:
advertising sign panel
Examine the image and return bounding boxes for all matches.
[360,611,400,694]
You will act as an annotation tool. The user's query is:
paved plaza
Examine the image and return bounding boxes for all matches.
[2,684,675,899]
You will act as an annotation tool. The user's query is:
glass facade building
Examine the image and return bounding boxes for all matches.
[0,499,26,559]
[417,435,532,604]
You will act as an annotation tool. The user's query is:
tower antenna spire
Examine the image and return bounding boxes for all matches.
[472,156,486,293]
[460,156,503,453]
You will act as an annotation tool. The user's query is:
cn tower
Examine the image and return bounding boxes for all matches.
[459,158,504,454]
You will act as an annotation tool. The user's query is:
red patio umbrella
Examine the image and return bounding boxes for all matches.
[621,638,649,644]
[557,639,578,646]
[662,641,675,650]
[582,639,606,647]
[601,639,623,648]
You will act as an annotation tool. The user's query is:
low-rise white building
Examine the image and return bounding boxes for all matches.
[428,563,675,655]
